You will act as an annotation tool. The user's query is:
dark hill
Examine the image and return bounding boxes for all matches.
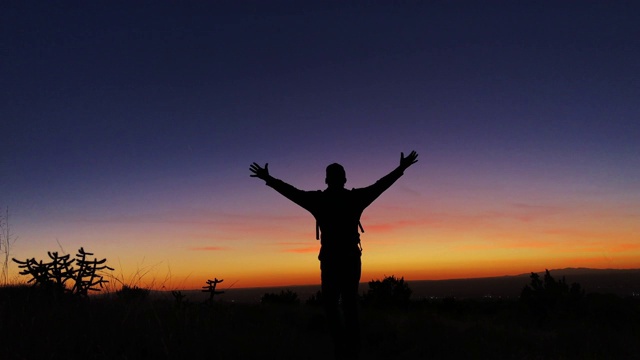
[167,268,640,303]
[408,268,640,299]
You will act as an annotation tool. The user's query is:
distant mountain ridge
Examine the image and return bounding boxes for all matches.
[167,268,640,303]
[408,268,640,299]
[516,267,640,277]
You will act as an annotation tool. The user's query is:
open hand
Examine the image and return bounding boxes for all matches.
[250,162,270,180]
[400,151,418,170]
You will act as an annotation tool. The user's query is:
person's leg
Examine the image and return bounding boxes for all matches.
[341,257,362,358]
[321,260,345,358]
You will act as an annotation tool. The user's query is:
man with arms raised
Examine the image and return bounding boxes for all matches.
[250,150,418,359]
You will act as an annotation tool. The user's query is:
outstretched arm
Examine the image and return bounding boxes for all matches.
[249,162,315,212]
[358,150,419,208]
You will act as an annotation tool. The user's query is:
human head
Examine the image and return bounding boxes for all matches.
[325,163,346,188]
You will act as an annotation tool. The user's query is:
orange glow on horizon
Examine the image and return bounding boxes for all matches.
[9,174,639,292]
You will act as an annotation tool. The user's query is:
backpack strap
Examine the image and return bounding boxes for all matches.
[316,221,364,240]
[358,221,364,252]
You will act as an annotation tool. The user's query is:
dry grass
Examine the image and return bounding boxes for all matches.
[1,285,639,360]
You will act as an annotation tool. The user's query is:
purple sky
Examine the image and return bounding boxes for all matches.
[2,1,639,287]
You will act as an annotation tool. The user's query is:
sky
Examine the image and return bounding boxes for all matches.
[2,1,639,289]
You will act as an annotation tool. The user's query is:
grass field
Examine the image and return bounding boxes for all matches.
[1,284,639,360]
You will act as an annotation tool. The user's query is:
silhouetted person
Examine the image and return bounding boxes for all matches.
[250,151,418,359]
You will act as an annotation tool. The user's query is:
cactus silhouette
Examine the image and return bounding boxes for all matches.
[202,278,224,304]
[13,247,114,297]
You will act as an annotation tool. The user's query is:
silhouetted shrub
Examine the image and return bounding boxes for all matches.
[202,277,224,304]
[12,247,114,297]
[261,289,299,305]
[520,269,584,320]
[305,290,323,306]
[0,283,58,304]
[172,290,188,308]
[116,285,150,302]
[363,275,412,308]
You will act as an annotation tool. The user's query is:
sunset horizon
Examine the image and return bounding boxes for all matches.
[160,266,640,292]
[3,2,639,294]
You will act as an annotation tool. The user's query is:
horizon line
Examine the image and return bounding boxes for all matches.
[158,267,640,292]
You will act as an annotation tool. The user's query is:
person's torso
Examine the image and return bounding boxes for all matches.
[313,188,365,259]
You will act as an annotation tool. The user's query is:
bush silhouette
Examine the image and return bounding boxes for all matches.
[305,290,323,306]
[12,247,113,297]
[520,269,584,320]
[261,289,300,305]
[363,275,412,308]
[116,285,150,302]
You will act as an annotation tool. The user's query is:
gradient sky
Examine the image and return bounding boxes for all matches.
[2,1,639,289]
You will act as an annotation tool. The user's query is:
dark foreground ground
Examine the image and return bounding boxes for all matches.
[1,285,639,360]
